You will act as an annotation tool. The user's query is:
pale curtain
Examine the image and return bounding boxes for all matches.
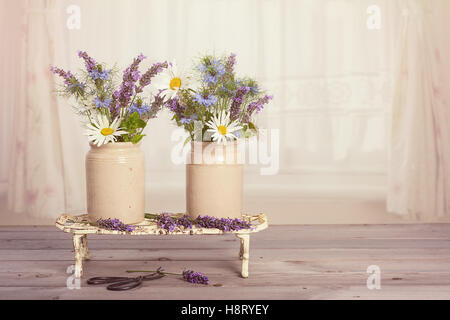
[387,0,450,220]
[2,0,446,223]
[2,0,66,219]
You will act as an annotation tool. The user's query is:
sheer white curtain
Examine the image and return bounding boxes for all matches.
[2,0,446,224]
[387,0,450,220]
[1,0,66,220]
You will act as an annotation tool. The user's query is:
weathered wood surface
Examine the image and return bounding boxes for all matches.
[1,224,450,299]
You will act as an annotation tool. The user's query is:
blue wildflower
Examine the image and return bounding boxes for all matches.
[217,85,234,96]
[211,59,225,76]
[194,93,217,107]
[179,114,198,125]
[203,74,218,84]
[197,64,207,73]
[128,102,151,116]
[179,118,192,125]
[179,115,195,123]
[198,58,225,84]
[249,86,259,94]
[67,82,85,93]
[94,96,112,108]
[89,69,111,80]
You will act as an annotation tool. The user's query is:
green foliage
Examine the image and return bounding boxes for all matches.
[120,112,147,144]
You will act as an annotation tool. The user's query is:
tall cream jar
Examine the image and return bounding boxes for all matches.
[85,142,145,225]
[186,141,243,219]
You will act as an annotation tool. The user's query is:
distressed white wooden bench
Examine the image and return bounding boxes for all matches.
[55,213,268,279]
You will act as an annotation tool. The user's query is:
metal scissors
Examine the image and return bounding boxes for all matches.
[87,270,165,291]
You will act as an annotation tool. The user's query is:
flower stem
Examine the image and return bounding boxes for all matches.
[126,270,180,276]
[144,213,158,220]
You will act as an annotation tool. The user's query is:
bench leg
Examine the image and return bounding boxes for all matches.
[236,233,250,278]
[239,237,244,259]
[81,234,90,260]
[72,234,84,278]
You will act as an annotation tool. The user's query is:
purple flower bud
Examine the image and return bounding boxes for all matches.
[97,218,135,233]
[244,95,273,122]
[110,54,147,119]
[50,66,84,92]
[78,51,97,73]
[167,98,186,118]
[225,53,237,75]
[135,61,168,93]
[230,86,250,120]
[182,270,209,285]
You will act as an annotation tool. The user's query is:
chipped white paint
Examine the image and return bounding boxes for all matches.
[236,233,250,278]
[55,213,268,279]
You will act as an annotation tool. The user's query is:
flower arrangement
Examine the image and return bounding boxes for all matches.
[51,51,168,146]
[160,53,273,143]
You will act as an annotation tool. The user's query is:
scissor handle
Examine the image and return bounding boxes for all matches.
[87,276,130,285]
[107,276,143,291]
[87,273,165,291]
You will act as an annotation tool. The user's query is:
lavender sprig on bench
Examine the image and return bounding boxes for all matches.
[146,213,252,232]
[97,218,136,232]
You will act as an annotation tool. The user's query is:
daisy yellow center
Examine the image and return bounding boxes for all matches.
[100,128,114,136]
[218,125,227,135]
[169,77,182,90]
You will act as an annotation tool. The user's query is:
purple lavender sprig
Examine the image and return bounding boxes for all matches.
[78,51,112,84]
[167,98,186,118]
[50,66,85,95]
[126,267,209,285]
[182,270,210,285]
[110,53,146,118]
[230,86,250,120]
[155,213,180,232]
[155,212,193,231]
[225,53,236,75]
[195,215,252,232]
[135,61,168,93]
[50,66,73,86]
[176,215,195,229]
[146,90,166,119]
[78,51,97,73]
[146,213,252,232]
[96,218,136,232]
[244,94,273,122]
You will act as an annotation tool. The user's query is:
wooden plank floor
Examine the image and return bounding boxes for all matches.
[1,224,450,300]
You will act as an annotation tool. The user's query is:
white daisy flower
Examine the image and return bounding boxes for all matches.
[84,113,126,147]
[154,61,190,100]
[205,111,242,144]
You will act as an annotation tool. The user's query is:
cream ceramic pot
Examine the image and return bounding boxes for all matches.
[85,142,145,225]
[186,141,243,219]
